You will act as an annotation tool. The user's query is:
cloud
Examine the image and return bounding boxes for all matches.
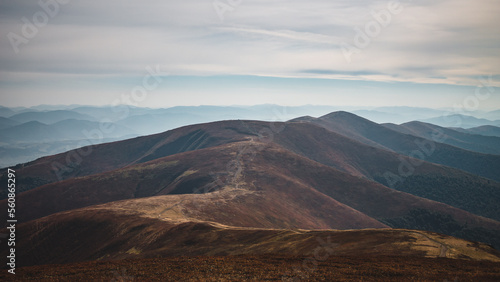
[0,0,499,107]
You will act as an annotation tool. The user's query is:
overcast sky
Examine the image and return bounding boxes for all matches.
[0,0,499,109]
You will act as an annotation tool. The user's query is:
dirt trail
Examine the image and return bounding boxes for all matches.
[403,230,449,258]
[439,244,449,258]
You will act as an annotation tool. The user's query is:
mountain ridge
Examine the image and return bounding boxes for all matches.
[383,121,500,155]
[289,111,500,182]
[3,139,500,249]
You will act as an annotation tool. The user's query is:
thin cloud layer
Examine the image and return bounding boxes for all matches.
[0,0,499,107]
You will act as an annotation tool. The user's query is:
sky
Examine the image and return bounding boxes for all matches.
[0,0,499,109]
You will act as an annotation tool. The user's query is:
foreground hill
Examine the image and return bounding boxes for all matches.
[1,199,499,268]
[3,141,500,249]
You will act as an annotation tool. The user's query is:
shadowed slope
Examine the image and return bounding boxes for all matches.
[264,121,500,223]
[291,111,500,182]
[384,121,500,155]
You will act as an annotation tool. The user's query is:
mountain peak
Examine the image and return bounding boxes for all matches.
[319,111,378,127]
[288,115,316,123]
[320,110,353,118]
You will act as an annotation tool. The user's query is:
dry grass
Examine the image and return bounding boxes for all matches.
[2,255,500,281]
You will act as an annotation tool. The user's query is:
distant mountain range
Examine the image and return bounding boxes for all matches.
[420,114,500,128]
[1,111,500,271]
[0,116,20,130]
[8,110,96,124]
[0,119,136,143]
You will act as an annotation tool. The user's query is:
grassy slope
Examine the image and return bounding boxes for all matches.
[1,201,499,268]
[3,141,500,249]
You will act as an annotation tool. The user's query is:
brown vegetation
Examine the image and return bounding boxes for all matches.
[2,255,500,281]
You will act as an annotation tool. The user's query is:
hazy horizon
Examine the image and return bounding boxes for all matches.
[0,103,492,111]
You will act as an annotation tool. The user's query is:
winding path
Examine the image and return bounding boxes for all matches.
[402,230,449,258]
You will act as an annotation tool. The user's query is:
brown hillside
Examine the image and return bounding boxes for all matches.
[1,202,499,268]
[3,141,500,249]
[4,118,500,225]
